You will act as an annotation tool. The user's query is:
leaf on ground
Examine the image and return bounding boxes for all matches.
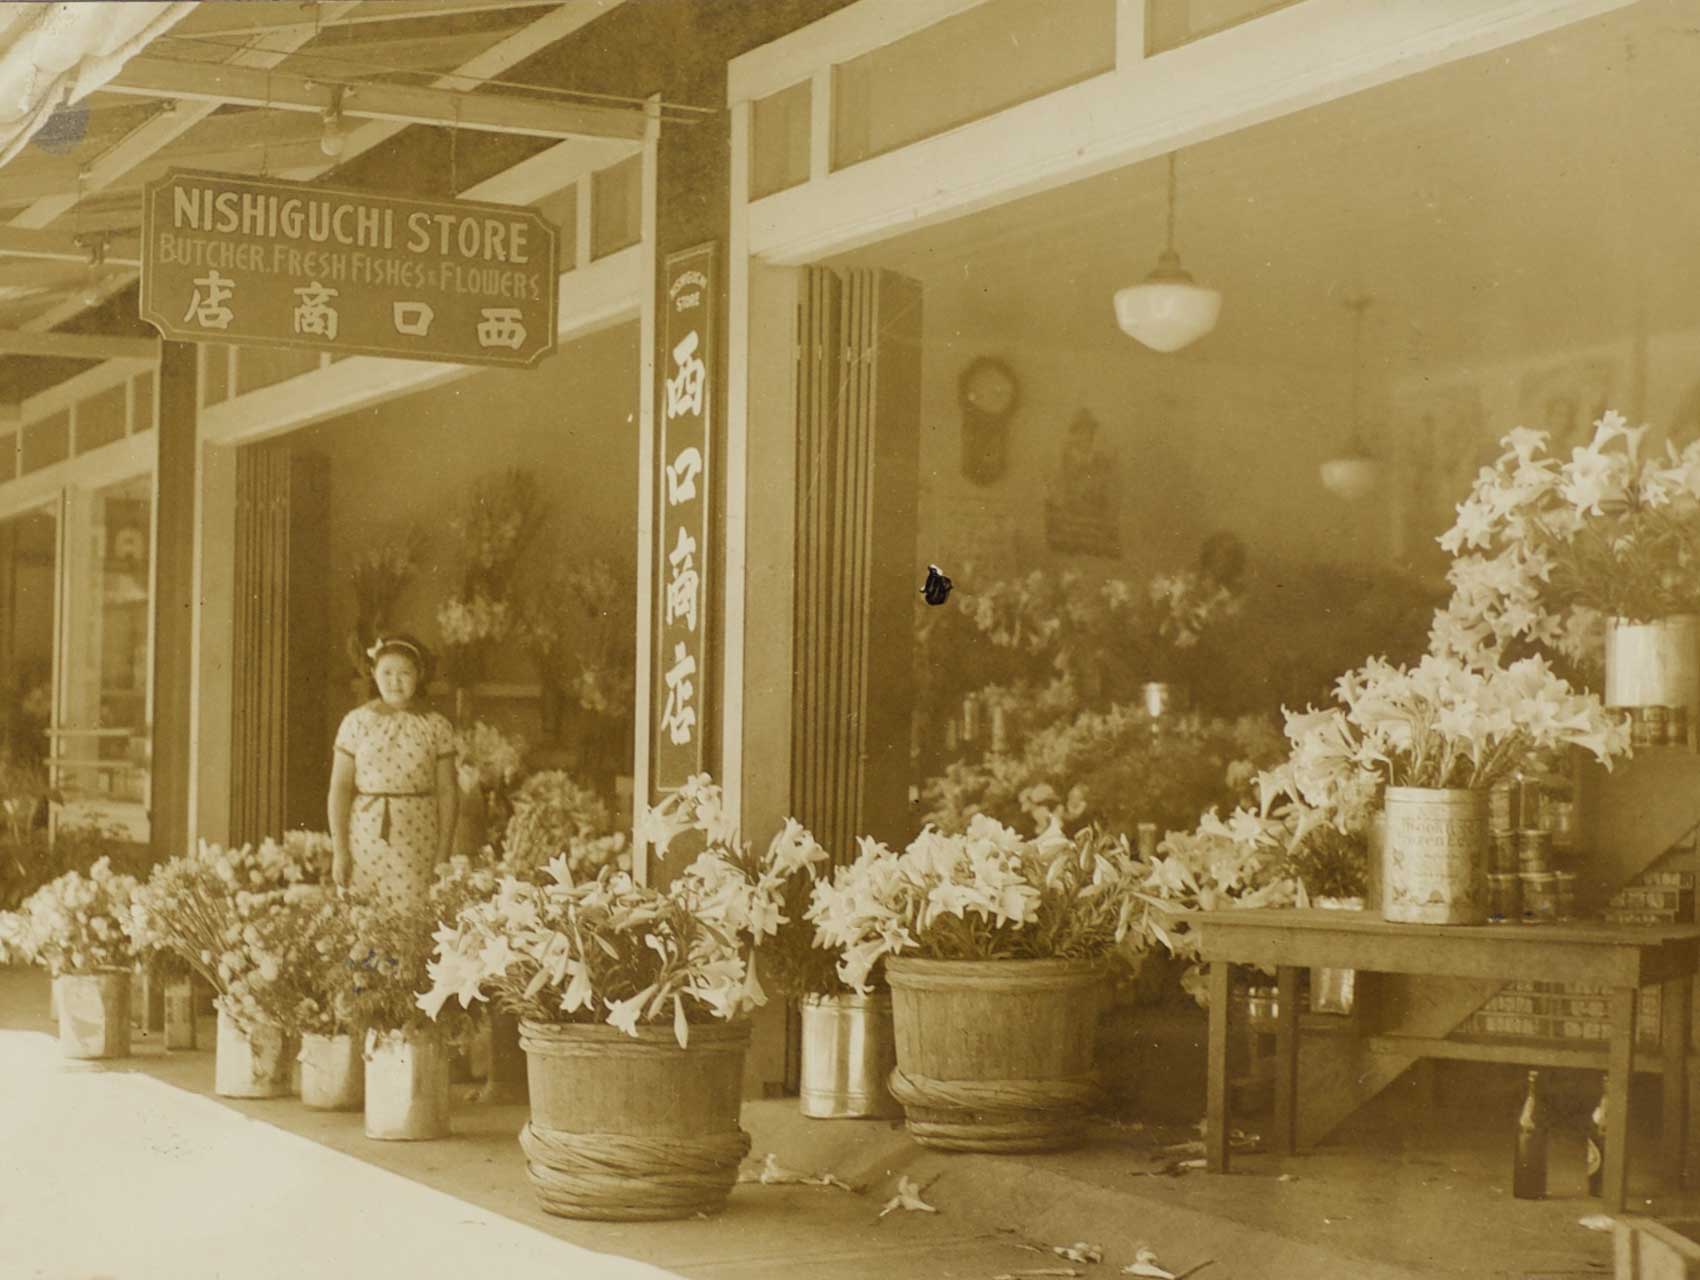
[1123,1246,1176,1278]
[1051,1242,1103,1264]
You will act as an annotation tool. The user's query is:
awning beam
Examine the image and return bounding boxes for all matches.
[0,331,158,361]
[102,54,646,142]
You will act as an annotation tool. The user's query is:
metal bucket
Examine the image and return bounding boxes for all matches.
[1606,615,1700,740]
[364,1025,451,1140]
[56,972,132,1060]
[1381,787,1488,925]
[1309,898,1363,1013]
[300,1032,365,1111]
[799,993,901,1119]
[215,1009,294,1098]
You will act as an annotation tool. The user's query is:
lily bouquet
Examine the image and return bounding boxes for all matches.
[807,816,1146,994]
[1435,411,1700,667]
[454,720,526,795]
[1281,650,1630,801]
[643,775,847,998]
[3,857,142,975]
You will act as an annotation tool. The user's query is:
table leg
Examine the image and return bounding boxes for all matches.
[1663,976,1692,1188]
[1207,960,1232,1173]
[1605,986,1638,1213]
[1275,965,1299,1156]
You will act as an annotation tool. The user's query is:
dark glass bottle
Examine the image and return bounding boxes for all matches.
[1513,1070,1549,1200]
[1586,1096,1606,1198]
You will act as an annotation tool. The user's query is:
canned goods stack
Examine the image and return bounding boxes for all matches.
[1487,873,1522,924]
[1626,704,1691,748]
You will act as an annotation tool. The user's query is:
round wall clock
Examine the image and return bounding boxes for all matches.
[958,356,1020,485]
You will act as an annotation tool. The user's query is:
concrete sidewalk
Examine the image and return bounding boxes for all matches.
[2,967,1685,1280]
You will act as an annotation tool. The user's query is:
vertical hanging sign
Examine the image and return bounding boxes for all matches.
[653,243,715,792]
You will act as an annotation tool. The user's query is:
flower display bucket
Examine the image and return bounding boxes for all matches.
[1309,898,1364,1014]
[300,1032,364,1111]
[214,1010,295,1098]
[364,1026,451,1140]
[518,1019,751,1221]
[799,993,902,1120]
[55,972,132,1060]
[1381,787,1489,925]
[1606,614,1700,720]
[885,957,1108,1152]
[163,979,197,1050]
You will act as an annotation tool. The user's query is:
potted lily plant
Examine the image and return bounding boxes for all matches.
[1437,411,1700,734]
[4,858,142,1059]
[417,828,773,1220]
[809,817,1146,1153]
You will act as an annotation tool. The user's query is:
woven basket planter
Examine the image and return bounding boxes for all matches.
[886,957,1108,1153]
[518,1018,751,1221]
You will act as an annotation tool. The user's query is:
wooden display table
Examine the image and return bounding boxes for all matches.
[1177,908,1700,1211]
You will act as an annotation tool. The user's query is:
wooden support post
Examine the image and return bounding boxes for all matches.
[1605,985,1639,1213]
[150,340,197,862]
[1664,976,1692,1187]
[1206,960,1232,1173]
[1274,965,1299,1156]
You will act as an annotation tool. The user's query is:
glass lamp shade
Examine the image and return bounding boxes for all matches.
[1113,252,1221,352]
[1319,455,1381,502]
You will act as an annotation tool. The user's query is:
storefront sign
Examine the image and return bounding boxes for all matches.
[652,243,715,792]
[138,169,558,368]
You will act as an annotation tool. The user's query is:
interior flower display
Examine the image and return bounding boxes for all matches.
[1435,410,1700,669]
[501,770,628,879]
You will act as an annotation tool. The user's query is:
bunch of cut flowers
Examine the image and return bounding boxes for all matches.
[332,891,478,1040]
[1282,648,1630,800]
[2,856,142,976]
[807,815,1146,995]
[642,774,848,998]
[501,770,629,879]
[1435,411,1700,669]
[215,884,356,1036]
[454,720,526,795]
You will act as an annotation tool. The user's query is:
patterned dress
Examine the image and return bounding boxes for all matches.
[334,703,456,913]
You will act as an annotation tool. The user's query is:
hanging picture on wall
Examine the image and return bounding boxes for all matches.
[1516,357,1617,454]
[1395,382,1487,559]
[1043,408,1120,558]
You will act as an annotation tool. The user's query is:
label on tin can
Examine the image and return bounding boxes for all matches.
[1643,704,1669,746]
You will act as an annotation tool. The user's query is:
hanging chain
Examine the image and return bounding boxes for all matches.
[1165,152,1178,256]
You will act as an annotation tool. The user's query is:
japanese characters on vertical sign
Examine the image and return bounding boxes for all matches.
[139,169,557,368]
[653,243,715,792]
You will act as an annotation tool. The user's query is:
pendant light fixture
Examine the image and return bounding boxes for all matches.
[1113,152,1221,352]
[1319,294,1381,501]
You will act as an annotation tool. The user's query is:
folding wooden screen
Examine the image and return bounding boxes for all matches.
[229,444,329,844]
[791,267,922,864]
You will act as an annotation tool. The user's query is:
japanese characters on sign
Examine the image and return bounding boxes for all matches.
[653,243,715,792]
[139,169,558,368]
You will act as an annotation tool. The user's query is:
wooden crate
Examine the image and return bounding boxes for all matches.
[1617,1216,1700,1279]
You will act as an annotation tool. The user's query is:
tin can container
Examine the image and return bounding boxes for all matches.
[1629,707,1660,748]
[1516,778,1546,832]
[1490,832,1519,875]
[1522,872,1559,924]
[1549,799,1579,852]
[1487,873,1523,924]
[1669,704,1690,746]
[1136,823,1159,860]
[1552,871,1578,923]
[1643,705,1670,747]
[1517,829,1553,874]
[1489,783,1515,834]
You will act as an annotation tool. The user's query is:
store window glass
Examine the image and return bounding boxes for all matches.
[751,79,811,200]
[55,476,151,841]
[20,411,69,474]
[0,503,57,848]
[1145,0,1303,55]
[831,0,1115,171]
[591,154,642,260]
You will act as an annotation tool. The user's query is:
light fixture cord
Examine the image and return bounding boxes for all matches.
[1165,152,1178,255]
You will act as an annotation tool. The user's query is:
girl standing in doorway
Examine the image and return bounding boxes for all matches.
[327,634,458,912]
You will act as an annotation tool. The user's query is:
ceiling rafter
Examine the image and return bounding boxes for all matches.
[170,0,573,41]
[0,331,157,361]
[8,3,365,233]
